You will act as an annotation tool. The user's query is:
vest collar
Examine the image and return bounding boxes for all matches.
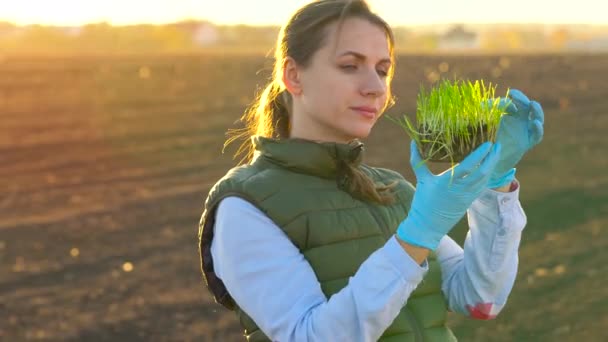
[251,135,365,179]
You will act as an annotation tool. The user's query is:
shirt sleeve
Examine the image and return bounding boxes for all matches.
[211,196,428,342]
[437,180,527,320]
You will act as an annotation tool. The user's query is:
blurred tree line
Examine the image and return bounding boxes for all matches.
[0,20,606,55]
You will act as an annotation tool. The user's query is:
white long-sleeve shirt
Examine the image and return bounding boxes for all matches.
[210,183,527,342]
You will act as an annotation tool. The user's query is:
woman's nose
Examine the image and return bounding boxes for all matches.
[360,69,386,97]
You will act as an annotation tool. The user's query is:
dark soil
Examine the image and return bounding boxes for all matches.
[418,124,492,162]
[1,53,607,341]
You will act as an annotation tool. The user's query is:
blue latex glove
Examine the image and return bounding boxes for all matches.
[397,140,501,251]
[488,89,545,188]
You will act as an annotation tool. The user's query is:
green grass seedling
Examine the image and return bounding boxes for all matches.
[389,79,510,167]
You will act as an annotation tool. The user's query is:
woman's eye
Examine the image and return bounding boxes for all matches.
[341,64,388,77]
[340,65,357,71]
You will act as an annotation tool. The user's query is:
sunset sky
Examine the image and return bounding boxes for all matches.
[1,0,606,26]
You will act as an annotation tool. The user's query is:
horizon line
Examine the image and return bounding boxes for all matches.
[1,18,607,29]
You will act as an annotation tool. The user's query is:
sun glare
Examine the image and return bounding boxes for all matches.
[1,1,95,26]
[0,0,605,26]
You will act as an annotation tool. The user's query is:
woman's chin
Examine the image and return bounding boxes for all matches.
[346,125,373,140]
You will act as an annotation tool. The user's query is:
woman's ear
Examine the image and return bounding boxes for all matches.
[282,57,303,96]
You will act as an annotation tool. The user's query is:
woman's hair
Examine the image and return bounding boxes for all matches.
[225,0,397,205]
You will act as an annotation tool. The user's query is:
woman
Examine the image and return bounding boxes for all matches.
[198,1,545,341]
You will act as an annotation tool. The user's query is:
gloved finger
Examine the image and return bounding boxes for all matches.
[488,97,517,114]
[453,142,493,179]
[530,101,544,124]
[479,142,501,175]
[460,143,501,186]
[529,119,544,145]
[410,140,432,179]
[498,98,518,114]
[481,98,517,114]
[507,89,531,118]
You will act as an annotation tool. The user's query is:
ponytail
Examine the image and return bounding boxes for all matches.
[341,163,397,205]
[224,81,291,165]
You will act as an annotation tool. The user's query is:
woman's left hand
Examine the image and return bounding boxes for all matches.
[488,89,545,188]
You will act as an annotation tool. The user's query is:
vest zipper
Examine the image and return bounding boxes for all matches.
[402,306,424,342]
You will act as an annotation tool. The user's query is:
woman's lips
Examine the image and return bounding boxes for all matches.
[351,106,377,119]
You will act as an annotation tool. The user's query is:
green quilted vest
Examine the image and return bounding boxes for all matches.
[199,136,457,341]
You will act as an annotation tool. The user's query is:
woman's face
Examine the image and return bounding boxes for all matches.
[288,17,392,143]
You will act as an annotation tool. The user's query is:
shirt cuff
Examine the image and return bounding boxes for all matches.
[381,236,428,284]
[476,179,521,214]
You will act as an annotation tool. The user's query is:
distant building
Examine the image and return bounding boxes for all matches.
[566,37,608,52]
[438,25,480,51]
[60,26,82,37]
[193,23,219,46]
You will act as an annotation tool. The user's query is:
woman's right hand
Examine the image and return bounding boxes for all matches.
[396,140,501,251]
